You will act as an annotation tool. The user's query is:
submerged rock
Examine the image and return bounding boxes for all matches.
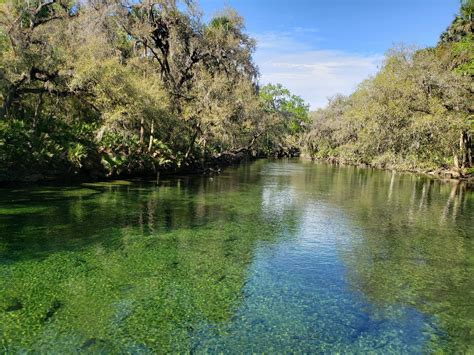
[5,299,23,312]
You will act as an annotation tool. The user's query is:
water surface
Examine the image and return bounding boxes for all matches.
[1,160,473,352]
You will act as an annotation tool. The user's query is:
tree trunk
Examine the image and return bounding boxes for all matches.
[33,93,43,131]
[139,118,145,145]
[467,132,472,167]
[453,150,459,170]
[459,131,465,169]
[2,74,29,119]
[201,138,207,168]
[148,121,154,152]
[184,122,200,162]
[457,130,473,169]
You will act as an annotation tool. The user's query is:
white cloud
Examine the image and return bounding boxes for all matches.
[253,31,314,52]
[253,31,383,109]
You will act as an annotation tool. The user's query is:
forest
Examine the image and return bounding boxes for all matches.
[0,0,309,182]
[0,0,472,182]
[302,1,474,178]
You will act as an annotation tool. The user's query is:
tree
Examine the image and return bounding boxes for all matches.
[259,83,310,156]
[0,0,308,181]
[303,0,473,175]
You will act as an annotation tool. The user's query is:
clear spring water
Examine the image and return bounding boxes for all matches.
[1,160,473,353]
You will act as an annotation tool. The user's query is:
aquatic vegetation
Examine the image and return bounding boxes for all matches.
[0,161,473,352]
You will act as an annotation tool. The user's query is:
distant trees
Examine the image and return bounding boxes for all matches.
[303,2,473,175]
[259,84,310,156]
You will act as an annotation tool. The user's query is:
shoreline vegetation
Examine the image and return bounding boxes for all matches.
[0,0,309,184]
[301,1,474,181]
[0,0,472,183]
[301,154,474,182]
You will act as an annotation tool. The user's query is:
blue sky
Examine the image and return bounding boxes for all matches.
[199,0,460,108]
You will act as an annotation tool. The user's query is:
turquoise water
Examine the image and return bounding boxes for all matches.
[1,160,473,352]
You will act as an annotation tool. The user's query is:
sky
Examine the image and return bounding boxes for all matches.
[199,0,460,108]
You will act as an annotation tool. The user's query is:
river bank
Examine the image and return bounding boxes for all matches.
[0,145,304,185]
[3,153,474,186]
[301,155,474,183]
[0,151,254,185]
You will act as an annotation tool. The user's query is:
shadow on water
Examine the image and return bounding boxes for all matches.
[0,159,473,352]
[0,161,266,262]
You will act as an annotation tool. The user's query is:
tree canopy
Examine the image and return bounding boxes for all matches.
[0,0,308,182]
[303,2,473,177]
[0,0,472,182]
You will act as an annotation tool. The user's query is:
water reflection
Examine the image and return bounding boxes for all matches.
[192,162,474,352]
[0,160,473,352]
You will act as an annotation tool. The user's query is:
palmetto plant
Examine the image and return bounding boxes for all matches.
[441,0,474,42]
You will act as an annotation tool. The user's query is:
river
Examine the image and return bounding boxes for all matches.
[1,160,473,352]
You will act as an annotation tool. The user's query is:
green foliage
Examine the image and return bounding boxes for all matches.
[0,0,303,182]
[0,120,30,173]
[259,84,310,155]
[450,34,474,75]
[440,0,473,43]
[67,143,87,170]
[304,2,473,173]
